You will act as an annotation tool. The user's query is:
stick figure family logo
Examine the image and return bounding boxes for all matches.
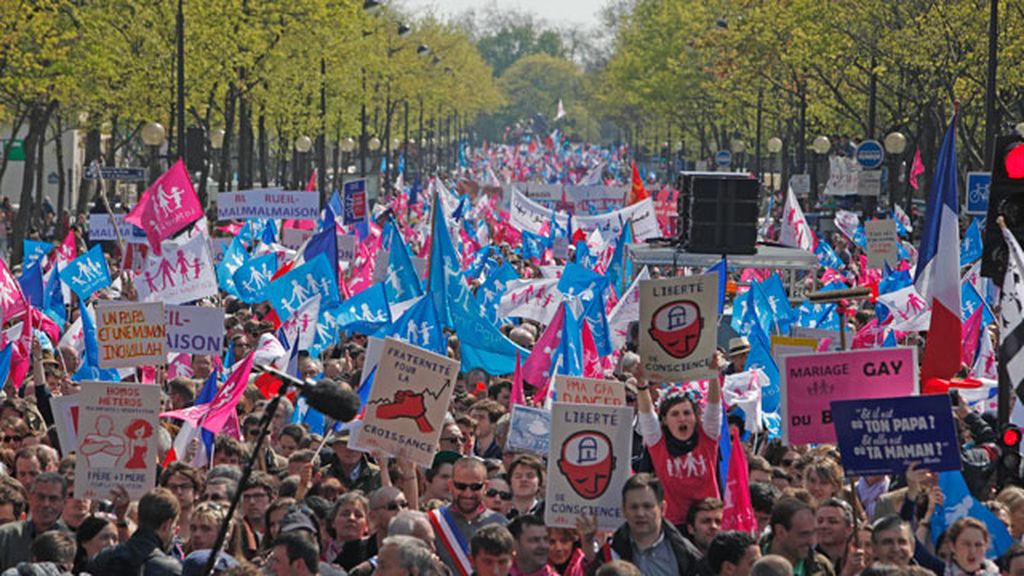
[140,248,204,293]
[557,430,616,499]
[370,380,451,433]
[648,300,703,359]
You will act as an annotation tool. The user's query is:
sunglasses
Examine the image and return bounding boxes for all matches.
[486,489,512,501]
[453,482,485,492]
[2,435,22,443]
[380,500,409,511]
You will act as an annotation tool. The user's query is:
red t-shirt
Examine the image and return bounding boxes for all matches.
[646,427,720,526]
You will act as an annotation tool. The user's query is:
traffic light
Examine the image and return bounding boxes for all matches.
[982,133,1024,285]
[998,424,1023,483]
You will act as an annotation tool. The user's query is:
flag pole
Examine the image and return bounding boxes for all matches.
[93,160,126,256]
[425,181,438,293]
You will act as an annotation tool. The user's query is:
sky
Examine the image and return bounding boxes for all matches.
[397,0,604,30]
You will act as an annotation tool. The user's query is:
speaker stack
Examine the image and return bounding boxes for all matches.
[675,172,760,255]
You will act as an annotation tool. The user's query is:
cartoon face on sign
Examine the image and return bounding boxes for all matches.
[648,300,703,358]
[557,430,616,499]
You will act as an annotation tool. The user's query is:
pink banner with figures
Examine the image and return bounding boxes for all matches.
[781,347,918,445]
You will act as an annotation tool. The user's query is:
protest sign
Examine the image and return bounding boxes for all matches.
[165,305,225,356]
[545,403,634,530]
[350,338,458,466]
[866,219,899,269]
[506,405,551,455]
[337,234,357,263]
[75,381,161,500]
[280,227,314,251]
[831,394,961,476]
[88,214,148,244]
[95,301,166,368]
[343,179,368,226]
[781,347,918,444]
[770,336,818,367]
[217,188,320,220]
[638,273,718,382]
[790,327,843,350]
[135,233,219,305]
[857,170,882,196]
[555,376,627,406]
[48,395,79,455]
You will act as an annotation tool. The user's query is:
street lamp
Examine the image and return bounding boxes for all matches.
[767,137,783,191]
[141,122,166,183]
[398,23,411,37]
[363,0,381,13]
[811,135,830,203]
[295,135,312,189]
[417,44,431,58]
[731,139,746,171]
[368,137,381,151]
[885,131,908,215]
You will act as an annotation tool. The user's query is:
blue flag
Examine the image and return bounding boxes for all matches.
[558,303,584,377]
[718,406,731,493]
[264,253,340,321]
[23,240,52,271]
[376,296,446,356]
[583,288,613,356]
[961,282,995,325]
[478,263,519,323]
[931,470,1013,558]
[261,219,279,245]
[960,218,983,265]
[216,236,249,297]
[194,371,217,457]
[558,263,609,301]
[72,305,120,382]
[745,324,780,413]
[705,257,727,315]
[42,267,65,326]
[304,206,339,288]
[59,245,111,301]
[427,191,463,329]
[336,283,392,335]
[520,230,550,261]
[233,252,278,304]
[605,224,633,297]
[310,303,343,356]
[18,263,44,309]
[0,344,11,389]
[451,292,529,374]
[384,223,424,303]
[815,238,844,270]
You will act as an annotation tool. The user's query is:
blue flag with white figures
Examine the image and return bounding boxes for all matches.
[264,253,340,321]
[23,240,51,271]
[310,304,343,357]
[931,470,1014,558]
[336,283,391,335]
[605,224,633,297]
[427,190,463,329]
[521,230,550,261]
[815,238,844,270]
[59,245,111,301]
[383,224,424,303]
[292,396,326,436]
[761,274,794,324]
[450,291,529,374]
[558,262,608,302]
[558,303,585,377]
[960,218,983,265]
[43,267,65,326]
[745,324,780,414]
[216,236,249,297]
[961,282,995,325]
[72,305,120,382]
[583,288,613,356]
[478,262,520,323]
[304,206,339,286]
[375,296,446,356]
[232,252,278,304]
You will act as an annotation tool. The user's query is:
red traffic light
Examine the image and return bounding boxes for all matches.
[1006,143,1024,179]
[1003,426,1023,447]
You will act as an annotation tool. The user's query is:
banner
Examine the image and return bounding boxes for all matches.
[781,347,918,444]
[349,338,458,466]
[217,188,320,220]
[638,273,718,382]
[509,188,659,241]
[95,301,166,368]
[554,376,627,406]
[506,405,551,455]
[75,381,161,500]
[866,220,899,269]
[88,214,147,244]
[497,279,561,325]
[135,233,219,305]
[545,403,633,530]
[831,394,961,476]
[165,305,225,356]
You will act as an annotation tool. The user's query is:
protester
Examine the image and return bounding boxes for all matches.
[87,488,182,576]
[0,473,69,571]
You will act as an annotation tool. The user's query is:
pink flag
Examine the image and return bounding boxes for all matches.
[162,351,254,433]
[0,258,28,324]
[961,306,983,367]
[721,428,757,533]
[55,230,76,270]
[523,304,566,389]
[125,159,203,256]
[11,311,34,388]
[851,318,884,349]
[510,351,527,407]
[581,319,603,378]
[910,147,925,190]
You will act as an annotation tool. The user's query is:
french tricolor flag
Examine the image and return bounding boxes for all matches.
[914,112,961,382]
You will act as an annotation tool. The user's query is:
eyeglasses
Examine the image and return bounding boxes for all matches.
[2,435,22,443]
[166,482,194,493]
[202,493,227,503]
[453,482,485,492]
[625,394,637,403]
[378,500,409,511]
[486,489,512,501]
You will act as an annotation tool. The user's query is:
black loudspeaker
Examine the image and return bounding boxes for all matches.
[185,127,207,173]
[676,173,759,254]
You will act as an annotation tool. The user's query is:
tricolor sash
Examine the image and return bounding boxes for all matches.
[430,507,473,576]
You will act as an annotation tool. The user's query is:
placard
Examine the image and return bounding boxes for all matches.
[856,170,882,197]
[506,405,551,455]
[545,403,633,530]
[832,394,961,476]
[865,219,898,269]
[770,336,818,367]
[343,179,368,226]
[48,395,80,455]
[781,347,918,444]
[790,327,843,351]
[349,338,458,466]
[337,234,357,263]
[135,233,219,305]
[638,273,718,382]
[95,301,166,368]
[75,381,161,500]
[165,305,225,355]
[217,188,320,220]
[555,376,627,406]
[88,214,148,244]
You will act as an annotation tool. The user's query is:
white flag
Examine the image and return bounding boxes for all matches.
[608,266,650,351]
[497,279,561,325]
[555,98,566,121]
[779,187,814,252]
[1000,225,1024,396]
[876,285,931,332]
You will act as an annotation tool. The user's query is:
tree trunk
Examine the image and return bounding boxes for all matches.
[75,128,101,216]
[54,116,66,239]
[258,111,268,188]
[105,116,118,202]
[12,104,48,265]
[238,91,253,190]
[0,107,27,185]
[219,84,237,192]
